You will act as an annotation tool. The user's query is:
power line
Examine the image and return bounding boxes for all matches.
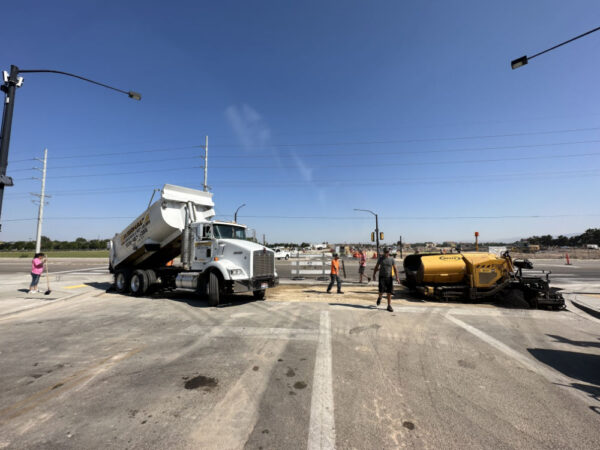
[6,167,600,192]
[206,126,600,148]
[6,125,600,165]
[7,145,202,164]
[14,166,202,181]
[7,138,600,172]
[10,150,600,180]
[8,154,202,172]
[5,213,600,223]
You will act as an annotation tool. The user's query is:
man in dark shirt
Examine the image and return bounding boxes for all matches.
[372,247,400,312]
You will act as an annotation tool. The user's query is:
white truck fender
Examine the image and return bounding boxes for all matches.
[204,261,232,280]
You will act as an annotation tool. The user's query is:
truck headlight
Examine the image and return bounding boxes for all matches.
[229,268,243,276]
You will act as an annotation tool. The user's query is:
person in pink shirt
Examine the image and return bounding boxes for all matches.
[29,253,46,294]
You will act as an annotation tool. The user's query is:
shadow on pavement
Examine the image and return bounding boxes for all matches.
[528,348,600,389]
[86,282,112,291]
[329,303,377,310]
[86,281,262,308]
[164,291,257,309]
[547,334,600,349]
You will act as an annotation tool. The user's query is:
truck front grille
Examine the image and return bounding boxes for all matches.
[253,250,275,277]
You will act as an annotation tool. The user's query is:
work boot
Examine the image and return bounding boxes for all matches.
[387,305,394,312]
[376,297,381,306]
[337,291,344,294]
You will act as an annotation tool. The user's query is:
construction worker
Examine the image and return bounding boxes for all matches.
[372,247,400,312]
[326,253,344,294]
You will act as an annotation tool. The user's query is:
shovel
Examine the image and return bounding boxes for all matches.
[44,259,51,295]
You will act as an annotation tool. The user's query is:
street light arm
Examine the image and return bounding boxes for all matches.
[354,208,375,216]
[234,203,246,222]
[18,69,142,100]
[512,25,600,69]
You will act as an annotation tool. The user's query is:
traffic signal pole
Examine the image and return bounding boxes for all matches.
[0,65,21,231]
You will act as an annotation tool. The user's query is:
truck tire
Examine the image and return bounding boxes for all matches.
[253,289,266,300]
[285,255,289,260]
[115,270,130,294]
[130,270,149,296]
[208,272,221,306]
[145,269,157,293]
[503,288,529,309]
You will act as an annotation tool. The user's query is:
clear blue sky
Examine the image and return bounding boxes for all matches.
[2,0,599,244]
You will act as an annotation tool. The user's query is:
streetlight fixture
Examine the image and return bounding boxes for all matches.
[234,203,246,223]
[0,65,141,230]
[511,25,600,69]
[354,208,381,256]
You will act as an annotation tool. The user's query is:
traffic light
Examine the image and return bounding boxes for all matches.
[380,232,384,240]
[371,232,375,242]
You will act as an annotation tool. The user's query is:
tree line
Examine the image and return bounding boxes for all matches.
[1,229,598,252]
[0,236,110,251]
[524,228,600,247]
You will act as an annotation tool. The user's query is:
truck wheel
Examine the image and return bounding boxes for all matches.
[503,289,529,309]
[115,270,130,293]
[130,270,149,296]
[208,272,221,306]
[285,255,289,260]
[145,269,157,293]
[253,289,266,300]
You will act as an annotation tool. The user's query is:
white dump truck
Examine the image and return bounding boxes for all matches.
[108,184,278,305]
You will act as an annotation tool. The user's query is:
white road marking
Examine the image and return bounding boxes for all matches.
[308,310,336,450]
[445,313,599,408]
[180,325,318,341]
[190,339,287,448]
[45,266,108,275]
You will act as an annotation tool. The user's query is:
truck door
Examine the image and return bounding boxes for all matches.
[193,224,213,265]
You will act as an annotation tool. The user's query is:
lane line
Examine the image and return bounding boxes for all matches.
[190,339,286,448]
[64,284,87,289]
[308,310,336,450]
[45,266,108,275]
[180,324,318,341]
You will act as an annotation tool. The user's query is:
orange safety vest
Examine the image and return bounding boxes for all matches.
[331,259,340,275]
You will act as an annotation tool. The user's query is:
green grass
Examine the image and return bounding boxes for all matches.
[0,250,109,258]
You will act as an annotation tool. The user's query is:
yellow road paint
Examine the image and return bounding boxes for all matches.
[64,284,87,289]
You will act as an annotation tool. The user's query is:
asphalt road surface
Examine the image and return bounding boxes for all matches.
[0,275,599,449]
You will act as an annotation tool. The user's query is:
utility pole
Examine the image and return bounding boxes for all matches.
[203,135,208,191]
[32,149,50,253]
[398,235,403,259]
[263,234,266,246]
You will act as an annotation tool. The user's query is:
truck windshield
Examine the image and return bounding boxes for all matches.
[213,224,247,240]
